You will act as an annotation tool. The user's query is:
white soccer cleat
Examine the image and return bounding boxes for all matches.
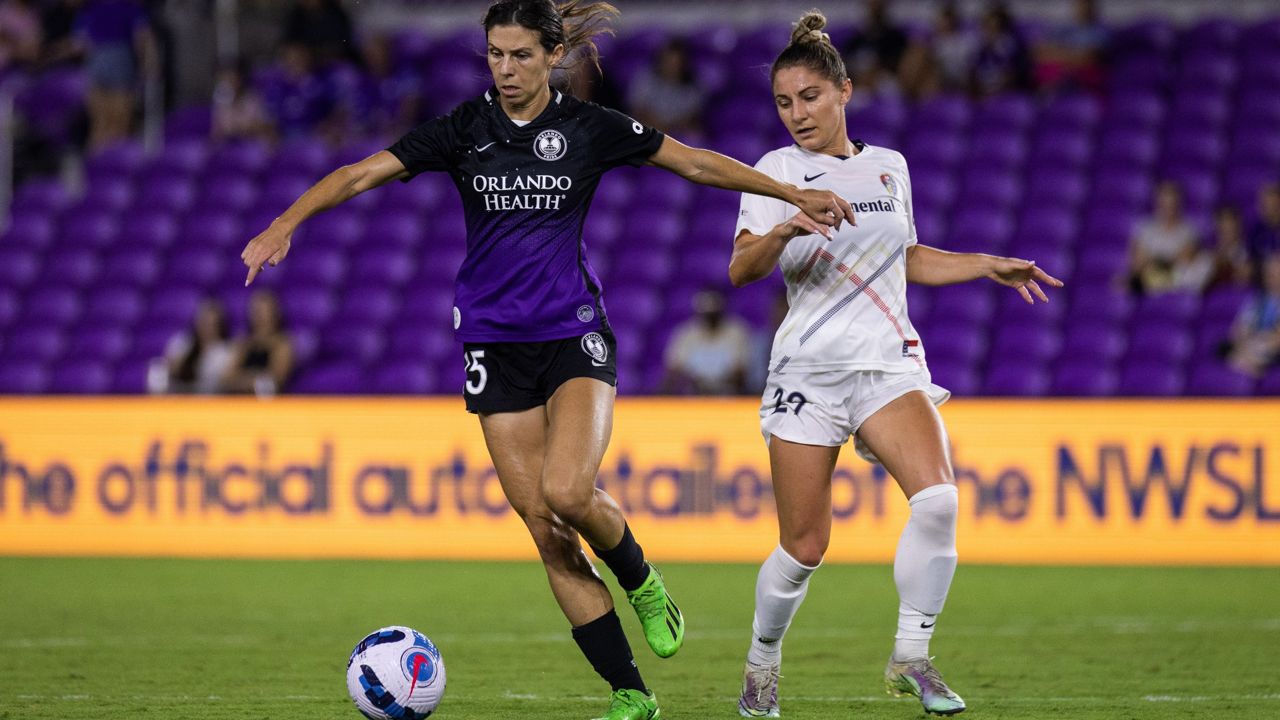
[738,660,781,717]
[884,655,966,716]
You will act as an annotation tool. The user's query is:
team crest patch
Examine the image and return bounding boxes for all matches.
[576,304,595,322]
[535,130,567,161]
[880,173,898,196]
[581,332,608,364]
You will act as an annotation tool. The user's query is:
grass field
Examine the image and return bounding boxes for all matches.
[1,558,1277,719]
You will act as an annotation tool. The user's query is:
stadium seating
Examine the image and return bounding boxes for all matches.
[2,16,1279,396]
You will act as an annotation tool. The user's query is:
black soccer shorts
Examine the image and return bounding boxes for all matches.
[460,330,617,414]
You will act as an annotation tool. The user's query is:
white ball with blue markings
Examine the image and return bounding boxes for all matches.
[346,626,446,719]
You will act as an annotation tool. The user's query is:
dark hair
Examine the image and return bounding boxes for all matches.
[483,0,619,73]
[771,10,849,87]
[176,301,230,384]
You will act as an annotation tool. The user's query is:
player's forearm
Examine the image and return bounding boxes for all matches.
[685,148,802,206]
[729,228,792,287]
[905,244,997,286]
[272,166,364,232]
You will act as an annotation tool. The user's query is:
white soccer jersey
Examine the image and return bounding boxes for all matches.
[736,142,927,374]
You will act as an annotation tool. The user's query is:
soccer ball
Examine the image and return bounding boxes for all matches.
[346,626,446,719]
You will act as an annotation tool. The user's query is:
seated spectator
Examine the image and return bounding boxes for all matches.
[0,0,42,73]
[212,60,275,143]
[1034,0,1108,94]
[223,290,295,396]
[1223,253,1280,378]
[149,299,234,395]
[73,0,155,150]
[1246,182,1280,265]
[844,0,909,98]
[283,0,359,66]
[1196,205,1255,292]
[626,38,702,137]
[341,33,421,138]
[262,43,337,140]
[661,288,751,395]
[37,0,77,67]
[1127,180,1200,295]
[971,2,1032,97]
[899,2,977,99]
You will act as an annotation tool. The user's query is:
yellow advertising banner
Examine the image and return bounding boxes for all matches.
[0,398,1277,564]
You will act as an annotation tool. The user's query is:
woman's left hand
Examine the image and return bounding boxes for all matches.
[989,257,1065,304]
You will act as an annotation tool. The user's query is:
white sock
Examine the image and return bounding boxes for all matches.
[747,545,820,666]
[892,484,958,662]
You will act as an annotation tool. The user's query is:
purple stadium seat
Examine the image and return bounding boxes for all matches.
[1201,287,1251,324]
[1062,321,1127,362]
[966,132,1028,169]
[1169,91,1232,129]
[144,286,203,326]
[622,208,684,249]
[957,168,1022,209]
[377,175,446,216]
[1118,360,1185,396]
[349,247,415,288]
[1111,56,1172,90]
[1105,90,1167,128]
[334,286,400,326]
[290,362,365,394]
[928,361,980,397]
[1016,206,1080,248]
[110,355,149,393]
[1097,127,1160,168]
[1185,361,1255,396]
[62,209,121,249]
[299,208,365,250]
[1179,57,1238,92]
[166,247,225,289]
[279,286,337,327]
[946,208,1014,254]
[1259,367,1280,396]
[430,353,467,395]
[635,171,696,211]
[99,247,162,287]
[982,362,1051,396]
[1136,291,1201,325]
[85,139,146,179]
[200,174,259,213]
[400,286,454,324]
[278,246,346,287]
[369,361,434,395]
[1029,126,1093,170]
[608,248,675,287]
[22,286,82,325]
[4,325,66,360]
[922,324,988,365]
[81,177,135,213]
[1052,360,1118,396]
[930,284,996,324]
[602,283,663,329]
[120,210,180,249]
[0,247,40,289]
[1074,244,1128,287]
[3,211,56,250]
[364,210,421,249]
[683,213,736,252]
[1068,285,1133,325]
[164,105,212,140]
[1124,321,1194,364]
[65,324,131,363]
[14,179,73,215]
[150,136,210,176]
[1025,168,1089,210]
[261,174,317,211]
[911,95,972,133]
[387,320,454,363]
[904,133,964,168]
[318,326,386,364]
[84,287,145,325]
[133,176,197,215]
[1228,126,1280,166]
[0,361,49,394]
[206,140,272,176]
[0,289,17,328]
[181,211,243,250]
[991,322,1062,364]
[975,94,1035,131]
[274,141,331,178]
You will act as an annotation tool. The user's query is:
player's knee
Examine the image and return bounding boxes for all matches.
[782,534,829,568]
[540,481,594,525]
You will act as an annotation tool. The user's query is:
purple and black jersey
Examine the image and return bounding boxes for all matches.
[387,87,665,342]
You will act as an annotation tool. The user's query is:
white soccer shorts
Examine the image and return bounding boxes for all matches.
[759,368,950,463]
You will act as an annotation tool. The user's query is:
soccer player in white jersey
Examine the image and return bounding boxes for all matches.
[729,11,1063,718]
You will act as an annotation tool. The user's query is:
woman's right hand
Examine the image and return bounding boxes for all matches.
[241,222,294,286]
[793,188,856,236]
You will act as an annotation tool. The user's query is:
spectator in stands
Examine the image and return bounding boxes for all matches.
[73,0,154,150]
[843,0,909,107]
[212,60,275,143]
[1246,182,1280,265]
[222,290,295,396]
[0,0,42,73]
[626,38,702,137]
[898,2,976,99]
[971,2,1032,97]
[1224,253,1280,378]
[661,288,752,395]
[1197,205,1255,292]
[37,0,79,66]
[264,43,337,140]
[1033,0,1109,94]
[1126,180,1200,295]
[343,33,422,138]
[150,299,234,395]
[282,0,359,66]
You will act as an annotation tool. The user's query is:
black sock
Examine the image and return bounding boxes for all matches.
[572,610,647,693]
[591,523,649,592]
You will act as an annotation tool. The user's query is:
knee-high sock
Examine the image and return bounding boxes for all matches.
[747,545,820,666]
[893,483,959,661]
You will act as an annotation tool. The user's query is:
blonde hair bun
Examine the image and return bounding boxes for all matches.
[790,10,830,46]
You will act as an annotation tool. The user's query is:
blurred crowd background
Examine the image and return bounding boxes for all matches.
[0,0,1277,397]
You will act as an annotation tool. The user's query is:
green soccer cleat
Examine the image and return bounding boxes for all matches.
[593,688,661,720]
[884,656,967,716]
[625,563,685,658]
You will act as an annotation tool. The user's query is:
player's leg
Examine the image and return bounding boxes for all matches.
[739,436,839,718]
[855,389,965,715]
[542,377,684,663]
[479,406,657,720]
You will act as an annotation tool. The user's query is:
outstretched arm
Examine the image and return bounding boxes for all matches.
[906,244,1064,303]
[240,150,410,285]
[647,135,855,235]
[729,211,833,287]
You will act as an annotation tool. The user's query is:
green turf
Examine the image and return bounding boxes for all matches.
[1,558,1277,719]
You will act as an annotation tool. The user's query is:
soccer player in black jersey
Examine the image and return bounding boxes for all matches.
[241,2,855,718]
